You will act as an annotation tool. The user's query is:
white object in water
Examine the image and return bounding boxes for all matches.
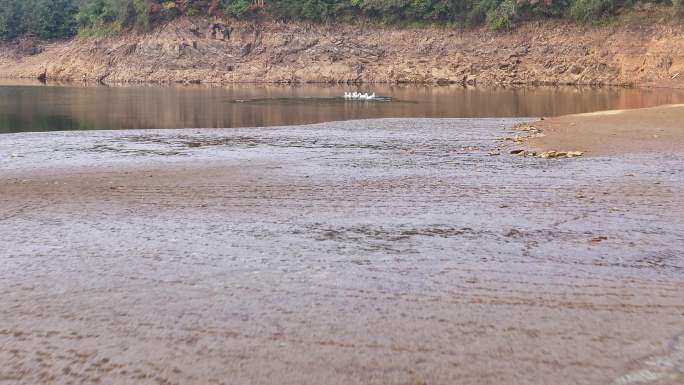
[344,92,378,100]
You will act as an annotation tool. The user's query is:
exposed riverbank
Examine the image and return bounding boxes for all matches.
[1,118,683,385]
[526,104,684,155]
[1,12,684,87]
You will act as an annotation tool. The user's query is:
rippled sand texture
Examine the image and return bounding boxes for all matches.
[0,119,683,385]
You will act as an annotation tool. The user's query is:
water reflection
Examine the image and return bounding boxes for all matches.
[1,81,684,133]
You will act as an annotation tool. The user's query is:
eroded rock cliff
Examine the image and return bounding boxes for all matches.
[0,15,683,87]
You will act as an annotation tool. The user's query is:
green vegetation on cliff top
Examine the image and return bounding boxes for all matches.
[0,0,681,41]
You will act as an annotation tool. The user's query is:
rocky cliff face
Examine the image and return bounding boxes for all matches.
[0,16,683,87]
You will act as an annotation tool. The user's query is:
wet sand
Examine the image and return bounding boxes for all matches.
[0,119,683,385]
[529,104,684,155]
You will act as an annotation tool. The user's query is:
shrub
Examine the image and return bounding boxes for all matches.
[0,0,25,39]
[29,0,78,39]
[569,0,616,23]
[674,0,684,17]
[3,0,684,40]
[486,0,518,30]
[223,0,253,17]
[77,0,151,35]
[467,0,498,27]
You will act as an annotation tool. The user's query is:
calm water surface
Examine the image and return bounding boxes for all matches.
[2,81,684,133]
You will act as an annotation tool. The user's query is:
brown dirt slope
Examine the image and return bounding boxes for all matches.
[1,13,684,86]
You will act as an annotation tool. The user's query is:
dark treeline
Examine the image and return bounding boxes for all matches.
[0,0,681,40]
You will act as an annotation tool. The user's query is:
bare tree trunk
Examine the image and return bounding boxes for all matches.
[208,0,220,16]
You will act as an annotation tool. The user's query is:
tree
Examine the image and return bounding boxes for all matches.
[0,0,25,39]
[0,0,679,41]
[28,0,78,39]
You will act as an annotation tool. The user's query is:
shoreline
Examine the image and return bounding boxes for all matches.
[0,74,644,87]
[526,104,684,156]
[3,96,684,158]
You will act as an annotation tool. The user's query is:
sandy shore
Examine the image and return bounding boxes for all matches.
[1,119,683,385]
[529,104,684,155]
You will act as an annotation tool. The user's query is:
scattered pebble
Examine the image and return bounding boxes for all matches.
[539,150,584,159]
[505,229,524,238]
[510,149,538,157]
[512,124,539,132]
[590,236,609,243]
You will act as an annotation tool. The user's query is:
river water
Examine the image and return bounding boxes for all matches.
[2,81,684,133]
